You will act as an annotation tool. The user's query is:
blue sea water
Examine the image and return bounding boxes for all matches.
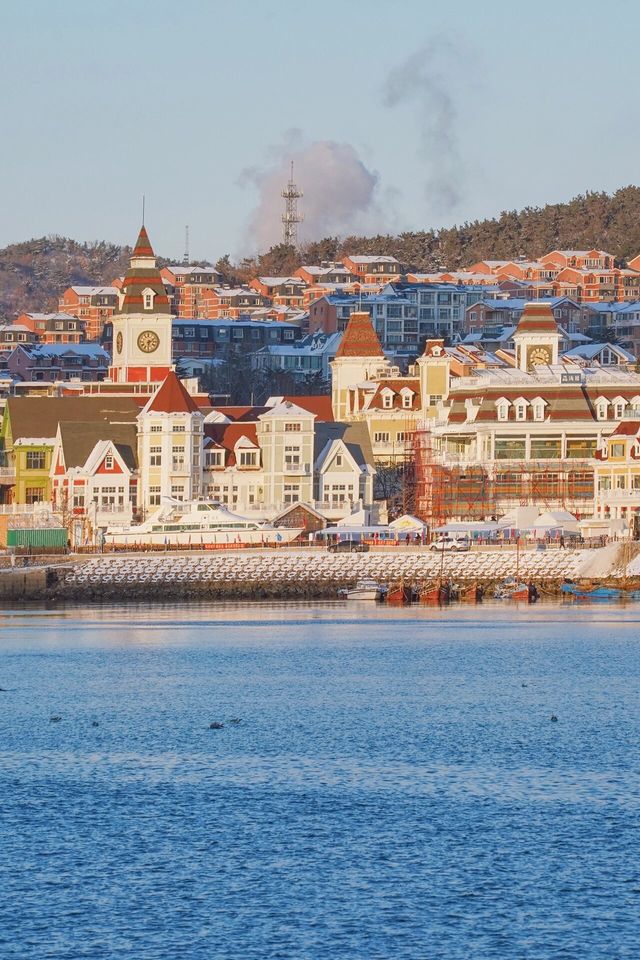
[0,601,639,959]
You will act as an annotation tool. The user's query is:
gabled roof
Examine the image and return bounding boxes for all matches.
[143,371,200,415]
[335,312,384,358]
[6,396,140,443]
[57,421,138,471]
[203,423,259,466]
[313,421,374,470]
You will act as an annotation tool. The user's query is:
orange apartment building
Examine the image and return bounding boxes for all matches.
[249,277,307,309]
[160,264,222,318]
[16,313,87,344]
[294,264,357,286]
[341,255,403,285]
[58,286,119,339]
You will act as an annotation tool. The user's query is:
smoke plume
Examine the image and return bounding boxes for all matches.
[383,40,463,216]
[240,135,388,251]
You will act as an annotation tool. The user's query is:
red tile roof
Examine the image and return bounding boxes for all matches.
[281,395,334,421]
[204,423,259,465]
[611,420,640,436]
[146,371,200,414]
[515,302,560,334]
[335,312,384,358]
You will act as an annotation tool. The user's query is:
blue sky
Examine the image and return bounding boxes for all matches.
[1,0,638,261]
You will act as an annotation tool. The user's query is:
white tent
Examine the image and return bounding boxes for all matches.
[389,514,428,533]
[526,510,579,536]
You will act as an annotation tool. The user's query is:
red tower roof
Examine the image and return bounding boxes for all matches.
[335,311,384,358]
[132,225,154,259]
[515,302,560,334]
[146,371,199,414]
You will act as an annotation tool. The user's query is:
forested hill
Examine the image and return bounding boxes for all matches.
[3,187,640,318]
[240,186,640,281]
[0,237,131,320]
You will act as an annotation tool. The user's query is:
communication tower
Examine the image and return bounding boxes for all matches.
[281,161,303,246]
[182,225,190,265]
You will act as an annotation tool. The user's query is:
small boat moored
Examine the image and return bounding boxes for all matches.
[339,579,385,601]
[495,577,538,602]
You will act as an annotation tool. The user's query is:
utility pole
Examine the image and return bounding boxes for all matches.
[281,161,303,247]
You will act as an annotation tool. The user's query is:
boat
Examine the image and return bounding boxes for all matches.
[459,582,483,603]
[419,581,451,605]
[494,577,538,602]
[386,581,413,605]
[338,579,385,601]
[561,582,640,602]
[106,499,303,547]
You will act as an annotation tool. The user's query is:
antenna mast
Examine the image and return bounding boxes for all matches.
[281,161,303,247]
[183,225,190,265]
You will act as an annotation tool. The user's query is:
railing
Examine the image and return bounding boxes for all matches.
[0,467,16,481]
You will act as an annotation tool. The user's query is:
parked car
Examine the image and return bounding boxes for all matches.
[429,535,471,552]
[328,540,370,553]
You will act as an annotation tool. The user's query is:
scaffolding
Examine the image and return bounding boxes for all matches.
[413,421,595,526]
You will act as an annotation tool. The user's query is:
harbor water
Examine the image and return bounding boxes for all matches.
[0,602,639,959]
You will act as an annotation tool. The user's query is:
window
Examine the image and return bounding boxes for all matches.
[615,402,625,419]
[283,483,300,504]
[616,475,626,489]
[596,402,608,421]
[284,445,300,469]
[26,451,46,470]
[402,392,413,409]
[515,403,527,421]
[73,494,85,508]
[144,293,153,310]
[374,432,390,444]
[150,445,162,466]
[104,454,114,470]
[205,451,223,468]
[25,487,44,504]
[150,424,162,433]
[533,403,544,422]
[171,485,184,498]
[285,423,301,432]
[173,424,186,433]
[335,454,343,467]
[610,443,625,458]
[497,403,509,421]
[239,451,257,467]
[184,327,195,338]
[382,392,393,409]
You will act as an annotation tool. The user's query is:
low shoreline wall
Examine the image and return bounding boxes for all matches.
[0,544,636,604]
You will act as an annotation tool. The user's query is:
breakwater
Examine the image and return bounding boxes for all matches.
[0,547,592,603]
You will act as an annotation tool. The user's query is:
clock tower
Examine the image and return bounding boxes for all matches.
[512,302,561,373]
[109,225,173,384]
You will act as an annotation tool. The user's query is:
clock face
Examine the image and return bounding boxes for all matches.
[116,332,123,354]
[527,345,552,366]
[137,330,160,354]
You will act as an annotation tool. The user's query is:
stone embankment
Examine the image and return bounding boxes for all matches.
[0,544,637,604]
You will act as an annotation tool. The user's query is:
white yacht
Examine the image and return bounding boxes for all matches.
[339,579,385,601]
[106,500,303,547]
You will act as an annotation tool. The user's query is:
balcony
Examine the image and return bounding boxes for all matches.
[0,466,16,483]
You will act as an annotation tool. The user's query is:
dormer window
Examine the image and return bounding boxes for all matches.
[515,402,527,421]
[401,391,413,409]
[614,401,626,419]
[104,454,113,470]
[596,400,608,421]
[142,287,155,311]
[532,401,545,422]
[382,390,394,410]
[496,400,509,421]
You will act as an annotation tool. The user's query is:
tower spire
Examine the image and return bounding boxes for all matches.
[281,160,303,247]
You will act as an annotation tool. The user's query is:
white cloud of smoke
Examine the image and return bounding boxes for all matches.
[240,40,465,251]
[382,39,463,216]
[240,135,388,252]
